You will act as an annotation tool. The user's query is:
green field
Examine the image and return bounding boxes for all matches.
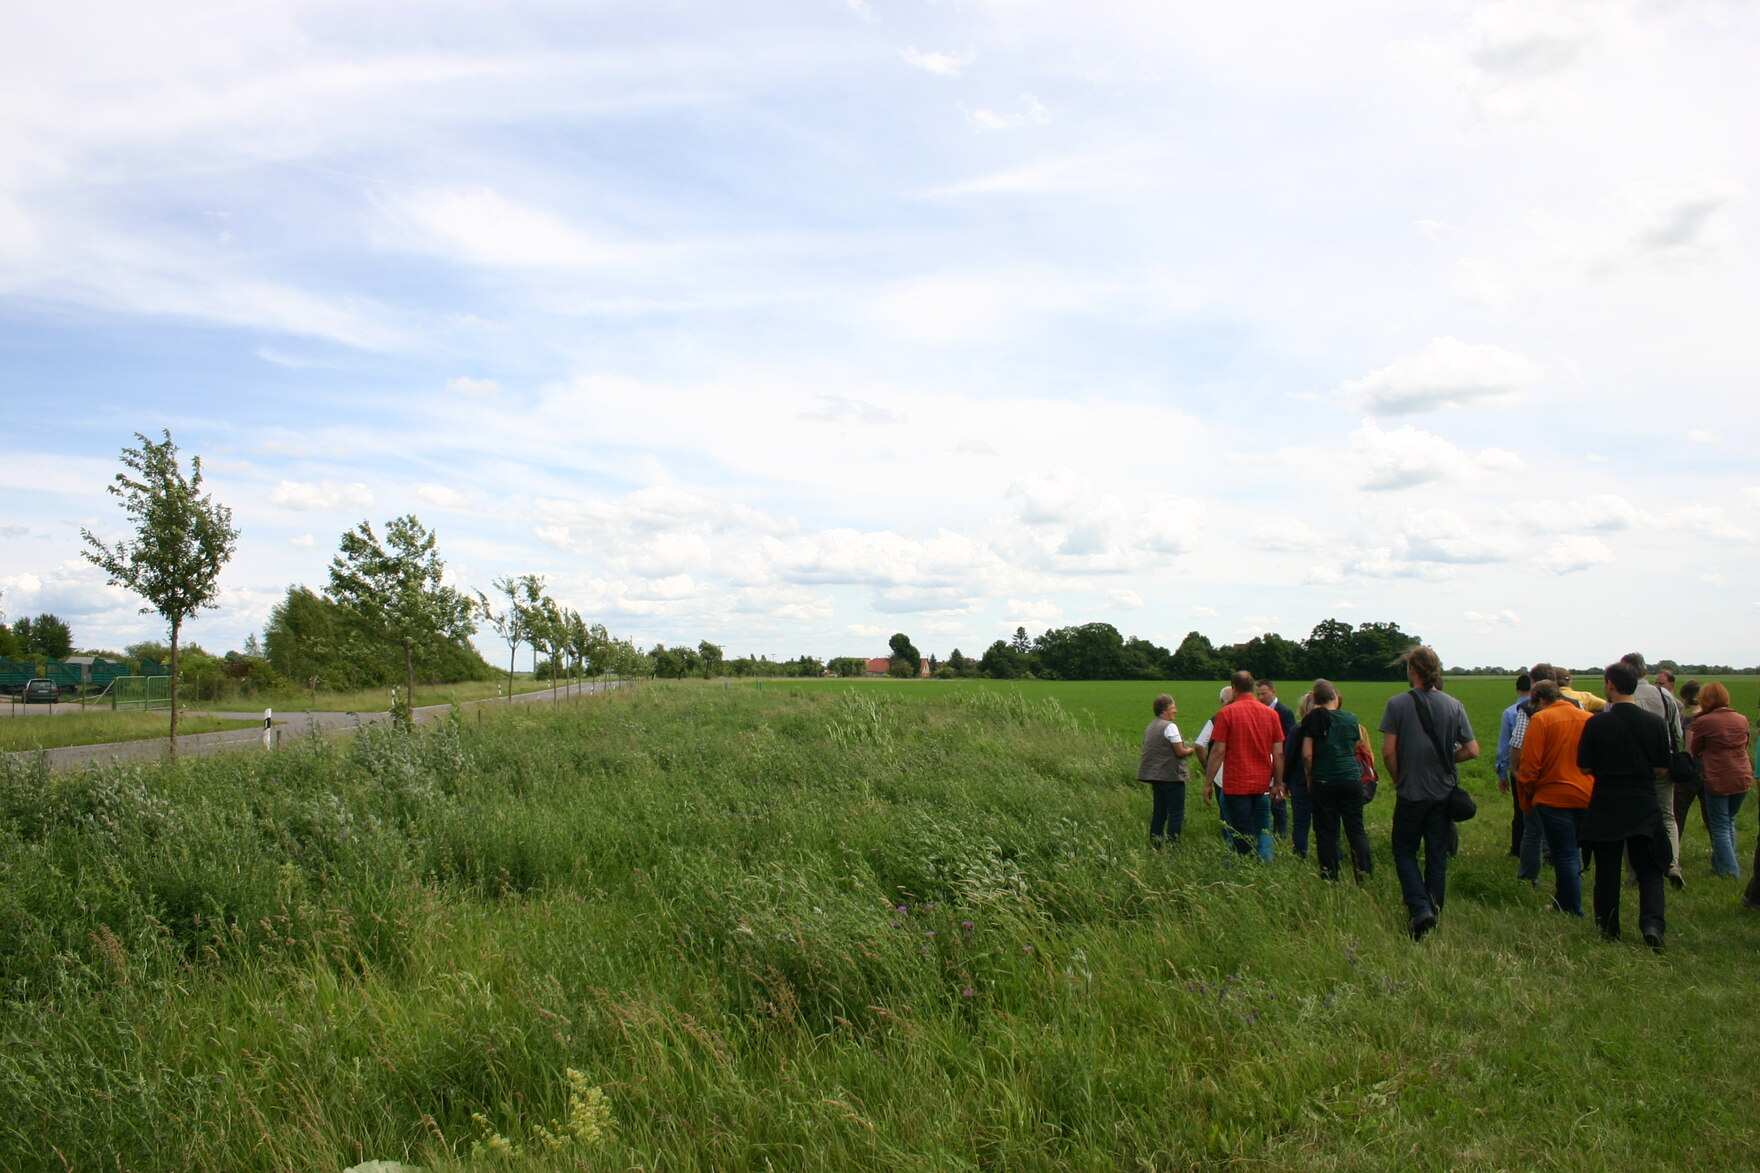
[2,680,1756,1171]
[0,710,266,753]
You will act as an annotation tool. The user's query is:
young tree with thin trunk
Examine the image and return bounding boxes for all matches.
[479,574,540,698]
[81,430,238,755]
[327,515,475,729]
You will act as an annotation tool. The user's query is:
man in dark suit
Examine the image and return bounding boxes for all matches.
[1257,679,1297,837]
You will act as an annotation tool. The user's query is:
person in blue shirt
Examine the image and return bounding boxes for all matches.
[1496,674,1532,860]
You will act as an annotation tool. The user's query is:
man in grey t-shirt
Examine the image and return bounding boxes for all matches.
[1380,646,1480,939]
[1622,652,1684,887]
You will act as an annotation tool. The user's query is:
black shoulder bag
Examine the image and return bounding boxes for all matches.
[1662,690,1701,784]
[1410,688,1476,821]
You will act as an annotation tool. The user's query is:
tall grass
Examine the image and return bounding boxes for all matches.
[0,683,1755,1171]
[0,710,261,752]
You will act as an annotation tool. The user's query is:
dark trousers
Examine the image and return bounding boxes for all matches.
[1148,780,1186,841]
[1285,781,1312,858]
[1271,795,1289,837]
[1391,797,1451,918]
[1312,776,1372,880]
[1588,836,1666,940]
[1508,788,1524,856]
[1743,837,1760,908]
[1673,777,1710,841]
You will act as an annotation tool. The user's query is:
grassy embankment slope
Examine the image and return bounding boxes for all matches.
[1,680,1755,1171]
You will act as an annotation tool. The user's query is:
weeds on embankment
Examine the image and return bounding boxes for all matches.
[0,683,1754,1171]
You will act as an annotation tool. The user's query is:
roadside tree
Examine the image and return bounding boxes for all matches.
[81,430,238,754]
[480,574,541,697]
[327,514,475,727]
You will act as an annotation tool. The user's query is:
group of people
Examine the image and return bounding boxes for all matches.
[1496,653,1757,948]
[1135,649,1756,948]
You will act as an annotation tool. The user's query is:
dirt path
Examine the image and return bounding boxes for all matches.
[6,680,624,772]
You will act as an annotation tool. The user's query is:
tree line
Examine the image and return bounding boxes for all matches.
[921,619,1426,683]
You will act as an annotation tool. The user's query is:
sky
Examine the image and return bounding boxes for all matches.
[3,0,1758,672]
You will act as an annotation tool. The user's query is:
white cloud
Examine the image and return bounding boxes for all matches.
[1534,534,1614,575]
[1503,494,1645,533]
[1107,589,1143,609]
[1348,420,1521,491]
[416,483,480,512]
[1527,180,1739,277]
[1348,548,1451,581]
[447,376,500,398]
[1006,599,1062,623]
[965,94,1050,130]
[1250,520,1329,553]
[1336,337,1541,416]
[1667,505,1753,544]
[379,187,649,270]
[1464,609,1522,625]
[1465,0,1605,82]
[1191,606,1220,618]
[267,480,375,511]
[998,471,1199,570]
[1686,429,1719,445]
[901,47,974,76]
[289,533,315,549]
[797,394,902,425]
[2,561,135,619]
[1396,509,1514,565]
[1006,468,1086,526]
[255,348,335,369]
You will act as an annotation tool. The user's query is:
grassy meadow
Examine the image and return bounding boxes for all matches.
[1,679,1757,1171]
[0,710,266,753]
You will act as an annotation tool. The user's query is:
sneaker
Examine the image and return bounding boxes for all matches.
[1642,931,1665,952]
[1669,871,1685,891]
[1408,910,1438,941]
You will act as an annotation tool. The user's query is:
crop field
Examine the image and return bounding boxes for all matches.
[748,674,1759,772]
[1,680,1756,1171]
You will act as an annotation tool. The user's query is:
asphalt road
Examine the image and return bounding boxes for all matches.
[4,680,624,772]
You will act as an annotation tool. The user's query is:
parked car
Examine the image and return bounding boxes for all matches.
[23,678,60,704]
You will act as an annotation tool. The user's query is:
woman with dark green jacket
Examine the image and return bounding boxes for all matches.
[1300,679,1374,881]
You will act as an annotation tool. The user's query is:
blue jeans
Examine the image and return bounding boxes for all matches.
[1148,780,1186,842]
[1221,792,1273,862]
[1515,804,1546,882]
[1391,797,1451,919]
[1704,790,1747,878]
[1534,804,1585,916]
